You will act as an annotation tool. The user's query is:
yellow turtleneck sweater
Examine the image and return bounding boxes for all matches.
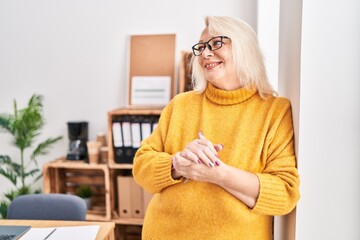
[133,83,300,240]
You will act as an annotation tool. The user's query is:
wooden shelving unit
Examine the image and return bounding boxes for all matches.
[43,108,162,239]
[43,157,111,221]
[106,107,161,227]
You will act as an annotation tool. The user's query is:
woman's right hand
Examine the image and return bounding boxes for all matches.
[182,131,222,167]
[171,132,223,180]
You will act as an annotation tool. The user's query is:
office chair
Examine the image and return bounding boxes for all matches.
[7,193,87,221]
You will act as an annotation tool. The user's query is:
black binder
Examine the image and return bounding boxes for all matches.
[140,115,153,141]
[112,116,124,164]
[121,115,133,163]
[130,115,142,160]
[112,114,160,164]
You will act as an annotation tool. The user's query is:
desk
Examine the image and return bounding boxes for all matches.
[0,219,115,240]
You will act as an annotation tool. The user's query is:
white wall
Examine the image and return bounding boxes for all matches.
[297,0,360,239]
[0,0,257,194]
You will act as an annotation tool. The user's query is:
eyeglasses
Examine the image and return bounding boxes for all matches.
[192,36,230,56]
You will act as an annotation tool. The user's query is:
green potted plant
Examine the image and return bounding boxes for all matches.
[75,185,93,210]
[0,94,63,218]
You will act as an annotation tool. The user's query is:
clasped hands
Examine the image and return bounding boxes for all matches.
[171,131,224,183]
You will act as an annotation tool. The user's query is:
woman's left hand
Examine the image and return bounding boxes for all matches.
[171,131,224,182]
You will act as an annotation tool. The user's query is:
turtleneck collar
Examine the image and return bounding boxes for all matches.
[204,83,257,105]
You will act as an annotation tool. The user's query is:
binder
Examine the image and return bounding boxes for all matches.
[121,115,134,163]
[130,116,142,155]
[112,117,124,163]
[129,177,144,218]
[111,114,160,164]
[140,116,152,141]
[112,121,122,147]
[117,176,132,218]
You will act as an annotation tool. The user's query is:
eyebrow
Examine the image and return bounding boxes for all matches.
[198,35,220,43]
[198,37,211,43]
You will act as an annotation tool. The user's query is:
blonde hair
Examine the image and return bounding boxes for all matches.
[191,16,277,98]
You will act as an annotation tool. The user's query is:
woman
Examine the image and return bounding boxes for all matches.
[133,16,300,240]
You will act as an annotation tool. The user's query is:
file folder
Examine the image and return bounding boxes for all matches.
[130,116,142,154]
[121,115,134,163]
[112,118,124,164]
[111,114,161,164]
[140,116,152,141]
[117,176,132,218]
[129,177,144,218]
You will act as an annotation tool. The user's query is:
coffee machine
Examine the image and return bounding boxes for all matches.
[66,121,88,161]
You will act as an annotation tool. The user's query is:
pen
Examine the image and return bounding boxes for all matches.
[44,228,57,240]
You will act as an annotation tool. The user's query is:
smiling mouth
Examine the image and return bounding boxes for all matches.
[205,62,221,70]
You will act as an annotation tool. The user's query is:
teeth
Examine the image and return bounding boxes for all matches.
[206,63,218,68]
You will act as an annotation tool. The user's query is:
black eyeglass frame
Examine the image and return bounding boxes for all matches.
[192,36,230,56]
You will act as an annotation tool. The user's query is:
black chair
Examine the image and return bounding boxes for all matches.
[7,193,87,221]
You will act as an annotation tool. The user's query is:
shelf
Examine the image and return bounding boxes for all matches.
[112,218,144,226]
[46,157,109,170]
[108,163,133,170]
[43,159,111,221]
[86,213,110,222]
[108,108,163,116]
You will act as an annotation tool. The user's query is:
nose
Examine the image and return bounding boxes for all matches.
[202,44,214,57]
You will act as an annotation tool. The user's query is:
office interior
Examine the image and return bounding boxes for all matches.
[0,0,359,239]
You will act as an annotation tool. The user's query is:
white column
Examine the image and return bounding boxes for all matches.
[257,1,303,239]
[257,0,280,91]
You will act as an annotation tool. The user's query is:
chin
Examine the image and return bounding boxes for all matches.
[205,73,223,83]
[207,80,224,89]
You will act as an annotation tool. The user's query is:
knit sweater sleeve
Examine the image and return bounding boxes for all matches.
[132,100,182,194]
[253,101,300,215]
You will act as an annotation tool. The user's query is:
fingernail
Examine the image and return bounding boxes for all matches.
[199,130,204,137]
[220,144,224,149]
[215,160,220,166]
[208,162,215,167]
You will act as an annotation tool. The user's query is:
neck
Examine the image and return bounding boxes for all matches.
[210,79,242,91]
[205,83,257,106]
